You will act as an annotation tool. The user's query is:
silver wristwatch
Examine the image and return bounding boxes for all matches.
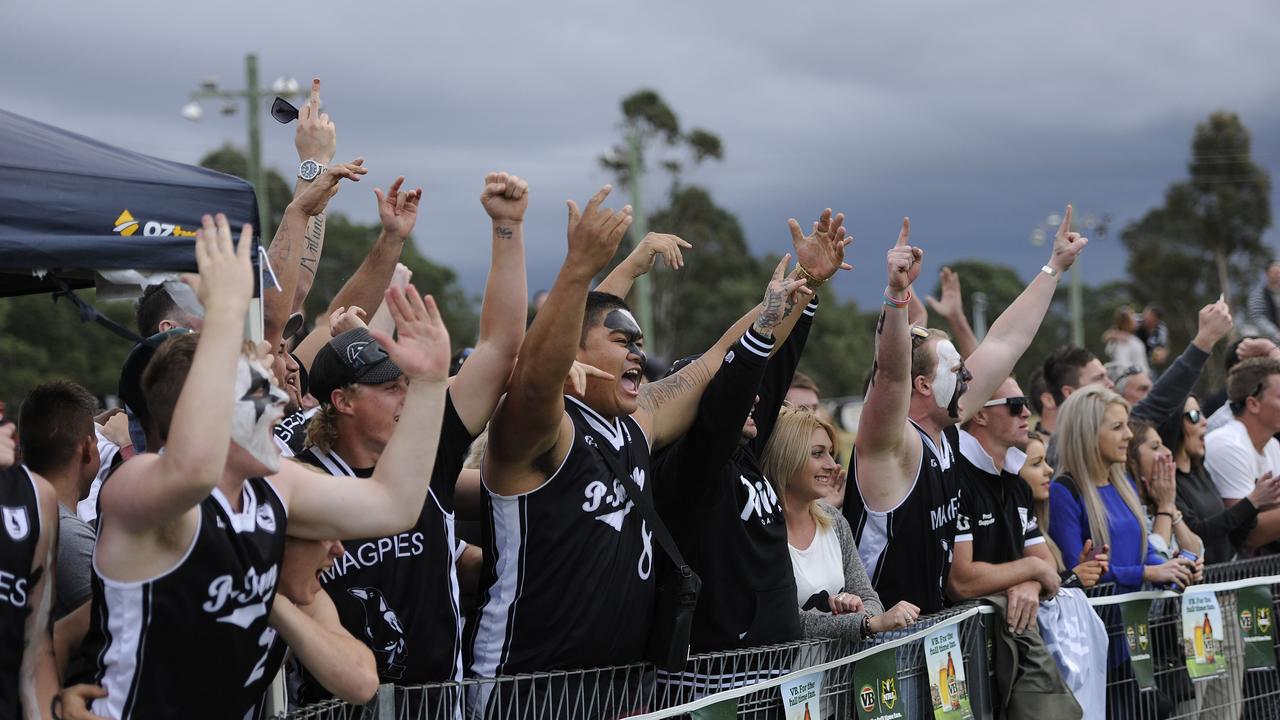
[298,159,325,182]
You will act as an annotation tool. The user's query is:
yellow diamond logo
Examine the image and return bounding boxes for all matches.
[113,210,139,236]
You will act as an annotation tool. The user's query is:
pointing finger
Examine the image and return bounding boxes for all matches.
[787,218,805,246]
[773,253,791,281]
[309,78,321,108]
[1059,204,1073,236]
[896,217,911,247]
[584,184,613,216]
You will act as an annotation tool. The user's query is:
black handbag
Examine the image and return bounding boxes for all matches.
[591,443,702,671]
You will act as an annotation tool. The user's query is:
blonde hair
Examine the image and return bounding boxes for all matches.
[1055,385,1147,553]
[761,406,836,529]
[303,383,361,453]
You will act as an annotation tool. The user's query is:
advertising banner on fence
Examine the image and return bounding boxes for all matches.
[780,672,822,720]
[855,646,903,720]
[1237,585,1277,671]
[924,624,974,719]
[1183,589,1228,680]
[1120,597,1156,690]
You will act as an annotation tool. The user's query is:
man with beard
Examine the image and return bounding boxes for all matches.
[293,172,527,703]
[847,208,1087,614]
[78,214,452,719]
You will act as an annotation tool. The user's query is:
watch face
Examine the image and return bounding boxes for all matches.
[299,160,321,180]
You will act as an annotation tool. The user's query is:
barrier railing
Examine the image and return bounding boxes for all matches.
[274,557,1280,719]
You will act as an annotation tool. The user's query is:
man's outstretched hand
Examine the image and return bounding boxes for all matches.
[926,267,964,320]
[886,218,922,293]
[375,177,424,240]
[369,285,450,384]
[1048,204,1088,274]
[565,184,632,279]
[295,78,336,165]
[294,158,367,217]
[788,208,853,282]
[185,213,254,317]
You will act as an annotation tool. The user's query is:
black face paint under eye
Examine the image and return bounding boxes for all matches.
[947,364,972,419]
[604,309,646,366]
[241,370,273,421]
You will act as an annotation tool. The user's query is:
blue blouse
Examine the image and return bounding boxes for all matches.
[1048,475,1163,592]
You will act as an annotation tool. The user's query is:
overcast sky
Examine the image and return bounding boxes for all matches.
[4,1,1279,308]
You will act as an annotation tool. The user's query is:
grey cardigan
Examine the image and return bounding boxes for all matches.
[795,502,884,641]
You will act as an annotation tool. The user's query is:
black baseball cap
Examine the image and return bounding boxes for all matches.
[309,328,403,406]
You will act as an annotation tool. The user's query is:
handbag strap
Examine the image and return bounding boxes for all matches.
[589,437,690,570]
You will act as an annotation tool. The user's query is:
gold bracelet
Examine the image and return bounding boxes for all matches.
[796,264,827,289]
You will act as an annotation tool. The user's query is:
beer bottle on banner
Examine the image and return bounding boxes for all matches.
[1194,621,1206,663]
[1204,613,1215,663]
[946,652,960,709]
[939,664,951,708]
[803,703,811,720]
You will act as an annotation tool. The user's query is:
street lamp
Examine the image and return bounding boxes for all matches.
[1030,208,1109,347]
[181,53,306,239]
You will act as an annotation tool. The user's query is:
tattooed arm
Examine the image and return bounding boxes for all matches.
[22,473,57,720]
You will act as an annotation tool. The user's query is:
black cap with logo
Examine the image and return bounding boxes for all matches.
[309,328,403,406]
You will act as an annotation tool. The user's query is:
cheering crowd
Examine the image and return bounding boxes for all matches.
[4,79,1280,720]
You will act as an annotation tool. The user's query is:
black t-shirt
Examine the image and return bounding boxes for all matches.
[295,392,474,701]
[953,431,1043,566]
[846,422,961,614]
[0,465,41,718]
[81,477,287,719]
[467,396,655,676]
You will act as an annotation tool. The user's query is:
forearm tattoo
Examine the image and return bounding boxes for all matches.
[755,286,785,334]
[638,361,711,414]
[495,225,514,241]
[300,214,325,277]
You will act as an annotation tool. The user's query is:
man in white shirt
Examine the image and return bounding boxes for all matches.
[1205,358,1280,548]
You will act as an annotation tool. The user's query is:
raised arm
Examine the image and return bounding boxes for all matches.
[595,232,691,299]
[1132,300,1229,424]
[326,177,421,319]
[290,78,338,312]
[283,285,451,539]
[855,219,920,457]
[100,216,254,530]
[451,172,530,434]
[484,186,632,487]
[926,267,978,359]
[21,474,57,720]
[958,206,1087,423]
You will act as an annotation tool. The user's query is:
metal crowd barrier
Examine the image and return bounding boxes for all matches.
[274,556,1280,720]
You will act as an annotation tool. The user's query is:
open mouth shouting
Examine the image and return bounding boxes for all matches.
[619,367,642,397]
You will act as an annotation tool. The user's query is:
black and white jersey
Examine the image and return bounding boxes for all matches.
[953,431,1042,565]
[295,394,473,701]
[847,421,961,614]
[272,408,316,458]
[0,465,42,718]
[468,396,655,676]
[81,477,287,719]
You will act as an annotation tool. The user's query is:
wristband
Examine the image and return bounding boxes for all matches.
[1040,264,1060,278]
[795,264,827,290]
[883,290,911,309]
[1155,511,1175,520]
[861,613,875,640]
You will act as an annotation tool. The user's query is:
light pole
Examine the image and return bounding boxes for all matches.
[181,54,305,239]
[1030,209,1109,347]
[624,129,656,349]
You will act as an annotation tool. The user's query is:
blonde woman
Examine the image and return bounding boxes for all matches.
[763,407,918,641]
[1047,385,1192,593]
[1019,431,1108,588]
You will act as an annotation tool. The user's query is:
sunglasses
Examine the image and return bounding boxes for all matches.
[271,97,299,124]
[910,325,931,347]
[1184,409,1203,424]
[983,396,1029,415]
[1115,365,1145,384]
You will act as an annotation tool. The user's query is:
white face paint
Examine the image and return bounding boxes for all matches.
[232,356,289,473]
[932,340,963,412]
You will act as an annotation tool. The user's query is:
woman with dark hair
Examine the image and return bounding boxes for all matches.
[1125,416,1204,571]
[1156,394,1279,563]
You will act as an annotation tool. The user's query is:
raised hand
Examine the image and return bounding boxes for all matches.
[1237,338,1280,361]
[753,253,812,337]
[1193,298,1233,351]
[328,306,368,336]
[826,465,847,509]
[293,157,367,217]
[295,78,337,165]
[368,285,450,383]
[565,184,633,277]
[390,262,413,289]
[185,214,253,316]
[480,171,530,224]
[375,176,424,240]
[1146,453,1178,510]
[565,361,615,396]
[886,218,922,293]
[1047,204,1089,274]
[787,208,853,282]
[627,233,692,276]
[926,267,964,319]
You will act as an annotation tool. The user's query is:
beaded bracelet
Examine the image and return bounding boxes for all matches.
[883,290,911,309]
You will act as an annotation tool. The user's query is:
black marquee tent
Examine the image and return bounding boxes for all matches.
[0,108,258,297]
